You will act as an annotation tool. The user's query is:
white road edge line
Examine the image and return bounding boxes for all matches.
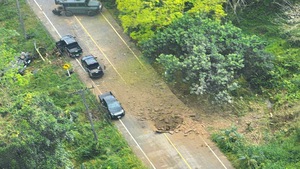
[101,9,228,169]
[75,58,85,70]
[91,80,102,94]
[33,0,61,38]
[74,58,102,94]
[74,16,127,84]
[118,119,156,169]
[200,136,228,169]
[30,2,227,168]
[31,0,112,96]
[31,2,155,169]
[101,8,228,169]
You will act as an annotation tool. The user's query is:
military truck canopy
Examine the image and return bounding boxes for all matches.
[55,0,90,5]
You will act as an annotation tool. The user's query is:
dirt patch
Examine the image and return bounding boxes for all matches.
[154,114,183,133]
[66,3,300,158]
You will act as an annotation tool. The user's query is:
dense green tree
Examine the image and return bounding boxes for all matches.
[0,2,147,168]
[0,29,72,168]
[0,38,145,168]
[116,0,226,42]
[279,1,300,47]
[0,92,73,168]
[142,14,274,103]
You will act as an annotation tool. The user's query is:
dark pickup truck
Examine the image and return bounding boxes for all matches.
[56,35,82,58]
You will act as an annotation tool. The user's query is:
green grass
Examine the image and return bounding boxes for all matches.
[0,1,146,168]
[210,2,300,168]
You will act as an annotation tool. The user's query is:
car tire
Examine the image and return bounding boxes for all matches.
[65,11,73,17]
[64,47,72,57]
[88,11,96,16]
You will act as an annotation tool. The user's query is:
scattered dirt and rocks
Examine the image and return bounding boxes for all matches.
[154,114,183,133]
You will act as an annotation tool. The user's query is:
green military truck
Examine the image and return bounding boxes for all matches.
[52,0,103,16]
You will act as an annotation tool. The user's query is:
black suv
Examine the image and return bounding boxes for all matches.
[99,92,125,119]
[81,55,104,78]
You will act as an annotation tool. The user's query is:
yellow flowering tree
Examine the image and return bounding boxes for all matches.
[116,0,226,42]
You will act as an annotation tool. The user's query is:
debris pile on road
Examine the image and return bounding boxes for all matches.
[154,114,183,133]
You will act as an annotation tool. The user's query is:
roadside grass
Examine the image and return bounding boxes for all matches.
[211,2,300,169]
[0,0,146,168]
[242,3,300,105]
[227,1,300,113]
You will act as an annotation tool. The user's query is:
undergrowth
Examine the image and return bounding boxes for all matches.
[212,1,300,168]
[0,0,145,168]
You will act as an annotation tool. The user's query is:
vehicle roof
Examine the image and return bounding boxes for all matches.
[104,95,118,103]
[61,35,77,45]
[82,55,99,65]
[99,92,114,101]
[55,0,88,4]
[55,0,100,6]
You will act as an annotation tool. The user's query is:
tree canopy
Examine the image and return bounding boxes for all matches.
[0,30,73,167]
[141,14,274,103]
[0,23,146,168]
[0,93,73,168]
[116,0,226,42]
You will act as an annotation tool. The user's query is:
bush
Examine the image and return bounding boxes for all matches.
[142,14,274,103]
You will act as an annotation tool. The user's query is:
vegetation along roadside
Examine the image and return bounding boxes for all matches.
[0,0,299,168]
[0,0,146,168]
[102,0,300,168]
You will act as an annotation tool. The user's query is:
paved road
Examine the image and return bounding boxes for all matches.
[27,0,234,168]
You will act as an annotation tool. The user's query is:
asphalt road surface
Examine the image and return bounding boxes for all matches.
[27,0,234,168]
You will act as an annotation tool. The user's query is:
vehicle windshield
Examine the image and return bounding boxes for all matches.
[67,42,79,49]
[88,62,99,69]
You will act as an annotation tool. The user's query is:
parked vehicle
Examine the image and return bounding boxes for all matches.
[81,55,104,78]
[56,35,82,58]
[52,0,103,16]
[99,92,125,119]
